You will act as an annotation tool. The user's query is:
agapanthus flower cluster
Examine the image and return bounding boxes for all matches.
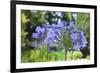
[71,30,87,50]
[32,18,87,51]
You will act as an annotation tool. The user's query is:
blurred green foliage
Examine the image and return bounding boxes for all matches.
[21,46,83,62]
[21,10,90,62]
[67,51,83,60]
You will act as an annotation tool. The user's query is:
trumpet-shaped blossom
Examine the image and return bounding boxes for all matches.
[68,21,74,31]
[55,22,64,28]
[71,30,87,50]
[43,27,60,46]
[32,26,46,39]
[32,33,40,39]
[35,26,45,34]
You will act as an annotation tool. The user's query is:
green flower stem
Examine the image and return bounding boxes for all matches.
[47,47,49,61]
[65,48,67,61]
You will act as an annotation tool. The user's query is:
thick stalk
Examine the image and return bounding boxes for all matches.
[47,46,49,61]
[65,48,67,61]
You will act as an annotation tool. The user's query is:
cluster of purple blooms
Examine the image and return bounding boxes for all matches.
[32,19,87,51]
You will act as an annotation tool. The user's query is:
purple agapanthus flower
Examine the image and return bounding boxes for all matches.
[32,26,46,39]
[31,18,87,51]
[43,27,60,46]
[56,22,64,28]
[35,26,45,34]
[64,21,74,31]
[68,21,74,30]
[32,33,40,39]
[71,30,87,50]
